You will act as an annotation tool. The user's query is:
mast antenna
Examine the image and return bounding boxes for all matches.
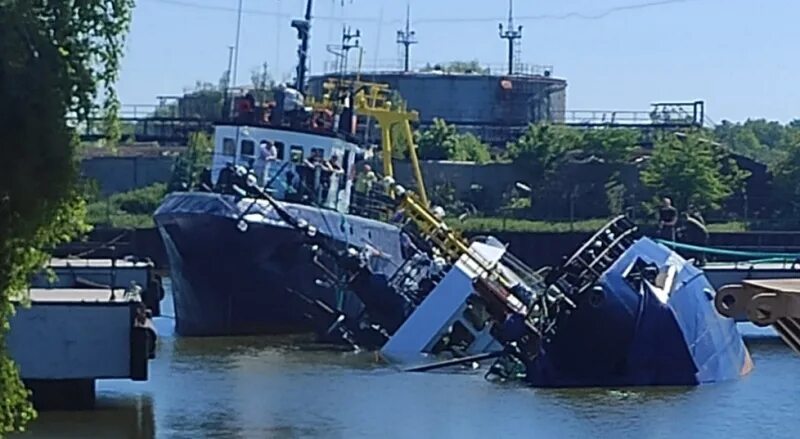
[396,2,417,72]
[292,0,314,91]
[498,0,522,75]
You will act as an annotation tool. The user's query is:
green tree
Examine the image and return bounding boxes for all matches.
[451,133,491,164]
[417,119,457,160]
[771,142,800,220]
[417,118,491,163]
[713,119,798,166]
[420,60,488,74]
[0,0,134,433]
[581,128,640,163]
[168,132,214,191]
[640,132,745,213]
[507,123,583,182]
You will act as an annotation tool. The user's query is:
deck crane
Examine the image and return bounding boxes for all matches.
[308,78,428,206]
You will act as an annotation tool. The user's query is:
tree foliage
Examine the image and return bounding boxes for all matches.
[507,124,639,184]
[86,183,167,229]
[0,0,134,432]
[770,142,800,220]
[417,118,491,163]
[713,119,800,166]
[168,132,214,191]
[640,132,748,213]
[420,60,488,74]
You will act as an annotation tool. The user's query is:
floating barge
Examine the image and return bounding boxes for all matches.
[31,257,165,316]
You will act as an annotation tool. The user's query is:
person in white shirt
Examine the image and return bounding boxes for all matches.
[256,140,278,186]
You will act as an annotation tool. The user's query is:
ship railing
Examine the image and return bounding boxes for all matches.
[349,189,396,222]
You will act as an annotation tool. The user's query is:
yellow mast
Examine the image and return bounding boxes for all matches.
[352,84,428,206]
[308,78,428,206]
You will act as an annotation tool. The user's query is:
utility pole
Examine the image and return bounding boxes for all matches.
[498,0,522,75]
[232,0,244,89]
[223,45,235,119]
[396,3,417,72]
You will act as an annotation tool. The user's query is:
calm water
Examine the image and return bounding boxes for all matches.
[16,287,800,439]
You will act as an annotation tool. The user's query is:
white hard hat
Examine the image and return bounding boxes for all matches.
[432,206,445,220]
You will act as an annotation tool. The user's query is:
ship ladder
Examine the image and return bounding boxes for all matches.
[551,215,639,296]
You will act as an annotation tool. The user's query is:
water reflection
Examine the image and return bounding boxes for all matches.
[12,291,800,439]
[19,393,155,439]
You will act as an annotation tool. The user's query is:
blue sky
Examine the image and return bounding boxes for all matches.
[116,0,798,123]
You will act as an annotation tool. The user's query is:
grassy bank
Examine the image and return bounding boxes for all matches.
[86,183,165,228]
[451,216,748,233]
[82,182,752,234]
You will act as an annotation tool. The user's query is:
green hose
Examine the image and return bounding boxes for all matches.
[655,239,800,263]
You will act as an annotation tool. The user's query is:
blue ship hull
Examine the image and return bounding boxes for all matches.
[525,238,753,387]
[154,192,404,336]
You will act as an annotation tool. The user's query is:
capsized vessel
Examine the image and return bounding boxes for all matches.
[294,186,754,387]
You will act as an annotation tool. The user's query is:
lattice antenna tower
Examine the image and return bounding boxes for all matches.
[498,0,523,75]
[396,2,418,72]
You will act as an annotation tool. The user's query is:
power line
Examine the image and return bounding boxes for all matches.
[414,0,695,23]
[149,0,698,24]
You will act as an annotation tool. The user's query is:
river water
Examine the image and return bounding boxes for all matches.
[15,285,800,439]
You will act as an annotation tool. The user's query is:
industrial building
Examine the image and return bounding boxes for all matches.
[307,65,567,147]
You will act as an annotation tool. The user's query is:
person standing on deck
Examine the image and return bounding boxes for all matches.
[255,140,277,187]
[657,197,678,241]
[681,210,710,266]
[352,163,377,215]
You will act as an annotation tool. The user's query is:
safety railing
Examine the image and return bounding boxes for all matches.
[318,61,555,78]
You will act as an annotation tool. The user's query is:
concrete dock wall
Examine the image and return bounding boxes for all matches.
[8,303,133,379]
[80,155,519,199]
[82,156,175,196]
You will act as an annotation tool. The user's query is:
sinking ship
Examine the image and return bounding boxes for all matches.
[295,187,753,387]
[153,90,420,335]
[154,1,429,335]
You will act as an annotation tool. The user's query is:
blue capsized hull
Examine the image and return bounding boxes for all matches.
[153,192,404,336]
[526,238,752,387]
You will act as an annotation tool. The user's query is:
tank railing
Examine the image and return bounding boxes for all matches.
[318,61,555,77]
[557,108,703,127]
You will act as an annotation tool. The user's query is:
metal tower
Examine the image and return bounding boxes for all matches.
[396,3,417,72]
[498,0,522,75]
[326,25,361,76]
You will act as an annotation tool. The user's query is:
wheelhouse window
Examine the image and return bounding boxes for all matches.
[222,138,235,156]
[290,145,304,163]
[240,139,255,157]
[274,142,285,160]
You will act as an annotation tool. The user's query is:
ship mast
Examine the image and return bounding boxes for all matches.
[292,0,314,92]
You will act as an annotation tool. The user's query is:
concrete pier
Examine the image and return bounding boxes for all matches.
[7,288,157,410]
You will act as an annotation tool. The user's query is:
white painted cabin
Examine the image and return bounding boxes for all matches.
[210,124,365,213]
